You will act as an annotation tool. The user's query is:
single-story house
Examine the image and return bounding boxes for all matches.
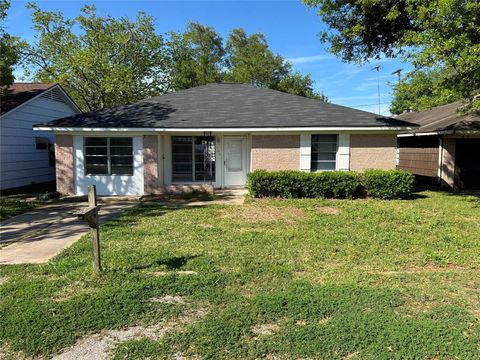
[396,101,480,190]
[33,83,416,196]
[0,83,81,190]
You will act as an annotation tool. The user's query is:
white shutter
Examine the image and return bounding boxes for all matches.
[336,134,350,171]
[300,134,311,172]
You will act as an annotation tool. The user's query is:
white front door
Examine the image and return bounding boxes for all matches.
[224,136,247,186]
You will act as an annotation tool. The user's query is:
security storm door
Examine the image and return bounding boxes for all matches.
[224,136,247,186]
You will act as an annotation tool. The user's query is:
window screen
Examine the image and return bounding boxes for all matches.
[84,137,133,175]
[172,136,215,182]
[311,134,337,171]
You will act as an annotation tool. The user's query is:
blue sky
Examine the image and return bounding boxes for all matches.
[5,0,412,115]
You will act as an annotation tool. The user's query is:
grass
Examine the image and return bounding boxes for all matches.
[0,191,479,359]
[0,182,56,222]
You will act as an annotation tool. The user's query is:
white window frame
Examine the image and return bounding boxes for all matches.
[83,137,134,176]
[310,134,338,171]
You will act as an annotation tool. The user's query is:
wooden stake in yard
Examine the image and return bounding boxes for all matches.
[74,185,101,273]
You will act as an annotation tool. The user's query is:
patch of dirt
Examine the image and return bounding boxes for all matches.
[295,320,307,326]
[379,263,471,275]
[52,307,207,360]
[52,281,96,301]
[0,277,7,286]
[315,206,341,215]
[151,270,198,276]
[345,351,360,359]
[221,205,305,223]
[52,324,169,360]
[150,295,186,304]
[251,323,280,336]
[318,316,332,325]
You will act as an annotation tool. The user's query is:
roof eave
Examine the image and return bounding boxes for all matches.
[34,125,417,133]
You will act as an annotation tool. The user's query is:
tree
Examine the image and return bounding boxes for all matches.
[277,72,329,101]
[0,0,25,91]
[225,28,289,88]
[168,22,225,90]
[390,69,463,114]
[304,0,480,109]
[25,3,169,111]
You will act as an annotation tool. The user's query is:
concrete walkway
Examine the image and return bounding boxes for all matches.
[0,198,137,265]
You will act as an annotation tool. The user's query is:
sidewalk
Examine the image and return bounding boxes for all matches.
[0,199,137,265]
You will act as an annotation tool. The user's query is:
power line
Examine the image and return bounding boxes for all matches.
[348,102,390,107]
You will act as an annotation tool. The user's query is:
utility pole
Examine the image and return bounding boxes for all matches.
[392,68,403,84]
[371,65,382,115]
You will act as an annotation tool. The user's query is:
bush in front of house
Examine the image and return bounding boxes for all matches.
[247,170,363,199]
[247,169,414,199]
[362,169,415,199]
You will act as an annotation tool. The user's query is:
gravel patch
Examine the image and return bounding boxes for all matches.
[52,307,207,360]
[150,295,186,304]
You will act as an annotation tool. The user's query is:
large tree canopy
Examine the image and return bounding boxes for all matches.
[225,28,289,88]
[166,24,328,100]
[168,22,225,90]
[22,4,328,109]
[390,69,463,114]
[304,0,480,110]
[25,3,169,111]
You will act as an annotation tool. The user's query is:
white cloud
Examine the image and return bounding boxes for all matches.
[285,54,333,65]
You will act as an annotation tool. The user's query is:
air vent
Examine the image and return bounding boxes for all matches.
[40,87,67,104]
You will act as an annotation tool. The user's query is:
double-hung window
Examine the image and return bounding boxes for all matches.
[311,134,337,171]
[172,136,215,182]
[84,137,133,175]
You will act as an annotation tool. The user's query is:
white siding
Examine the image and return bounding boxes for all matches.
[0,95,79,189]
[299,134,311,172]
[336,134,350,171]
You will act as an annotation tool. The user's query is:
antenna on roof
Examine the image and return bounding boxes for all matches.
[371,65,382,115]
[392,68,403,84]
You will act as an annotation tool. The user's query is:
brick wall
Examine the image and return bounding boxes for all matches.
[55,134,74,195]
[251,135,300,171]
[143,135,158,194]
[350,134,397,171]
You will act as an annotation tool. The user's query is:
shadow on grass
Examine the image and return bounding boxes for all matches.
[132,255,201,271]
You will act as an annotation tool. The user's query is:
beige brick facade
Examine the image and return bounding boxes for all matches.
[143,135,159,194]
[349,134,397,171]
[251,135,300,171]
[55,134,75,195]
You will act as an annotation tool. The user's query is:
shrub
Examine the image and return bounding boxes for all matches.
[247,169,415,200]
[362,169,415,199]
[247,170,362,199]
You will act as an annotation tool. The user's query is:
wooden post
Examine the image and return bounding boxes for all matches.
[88,185,101,273]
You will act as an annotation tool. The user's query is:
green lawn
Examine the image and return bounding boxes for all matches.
[1,191,479,359]
[0,182,56,222]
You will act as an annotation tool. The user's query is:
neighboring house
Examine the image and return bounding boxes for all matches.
[33,83,416,196]
[396,101,480,190]
[0,83,81,190]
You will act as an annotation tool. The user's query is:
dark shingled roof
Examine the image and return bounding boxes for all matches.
[1,83,56,116]
[396,100,480,133]
[34,83,415,129]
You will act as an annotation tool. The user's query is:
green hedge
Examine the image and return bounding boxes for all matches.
[363,169,415,199]
[247,169,414,200]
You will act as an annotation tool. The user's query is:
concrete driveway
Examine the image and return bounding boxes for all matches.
[0,198,138,265]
